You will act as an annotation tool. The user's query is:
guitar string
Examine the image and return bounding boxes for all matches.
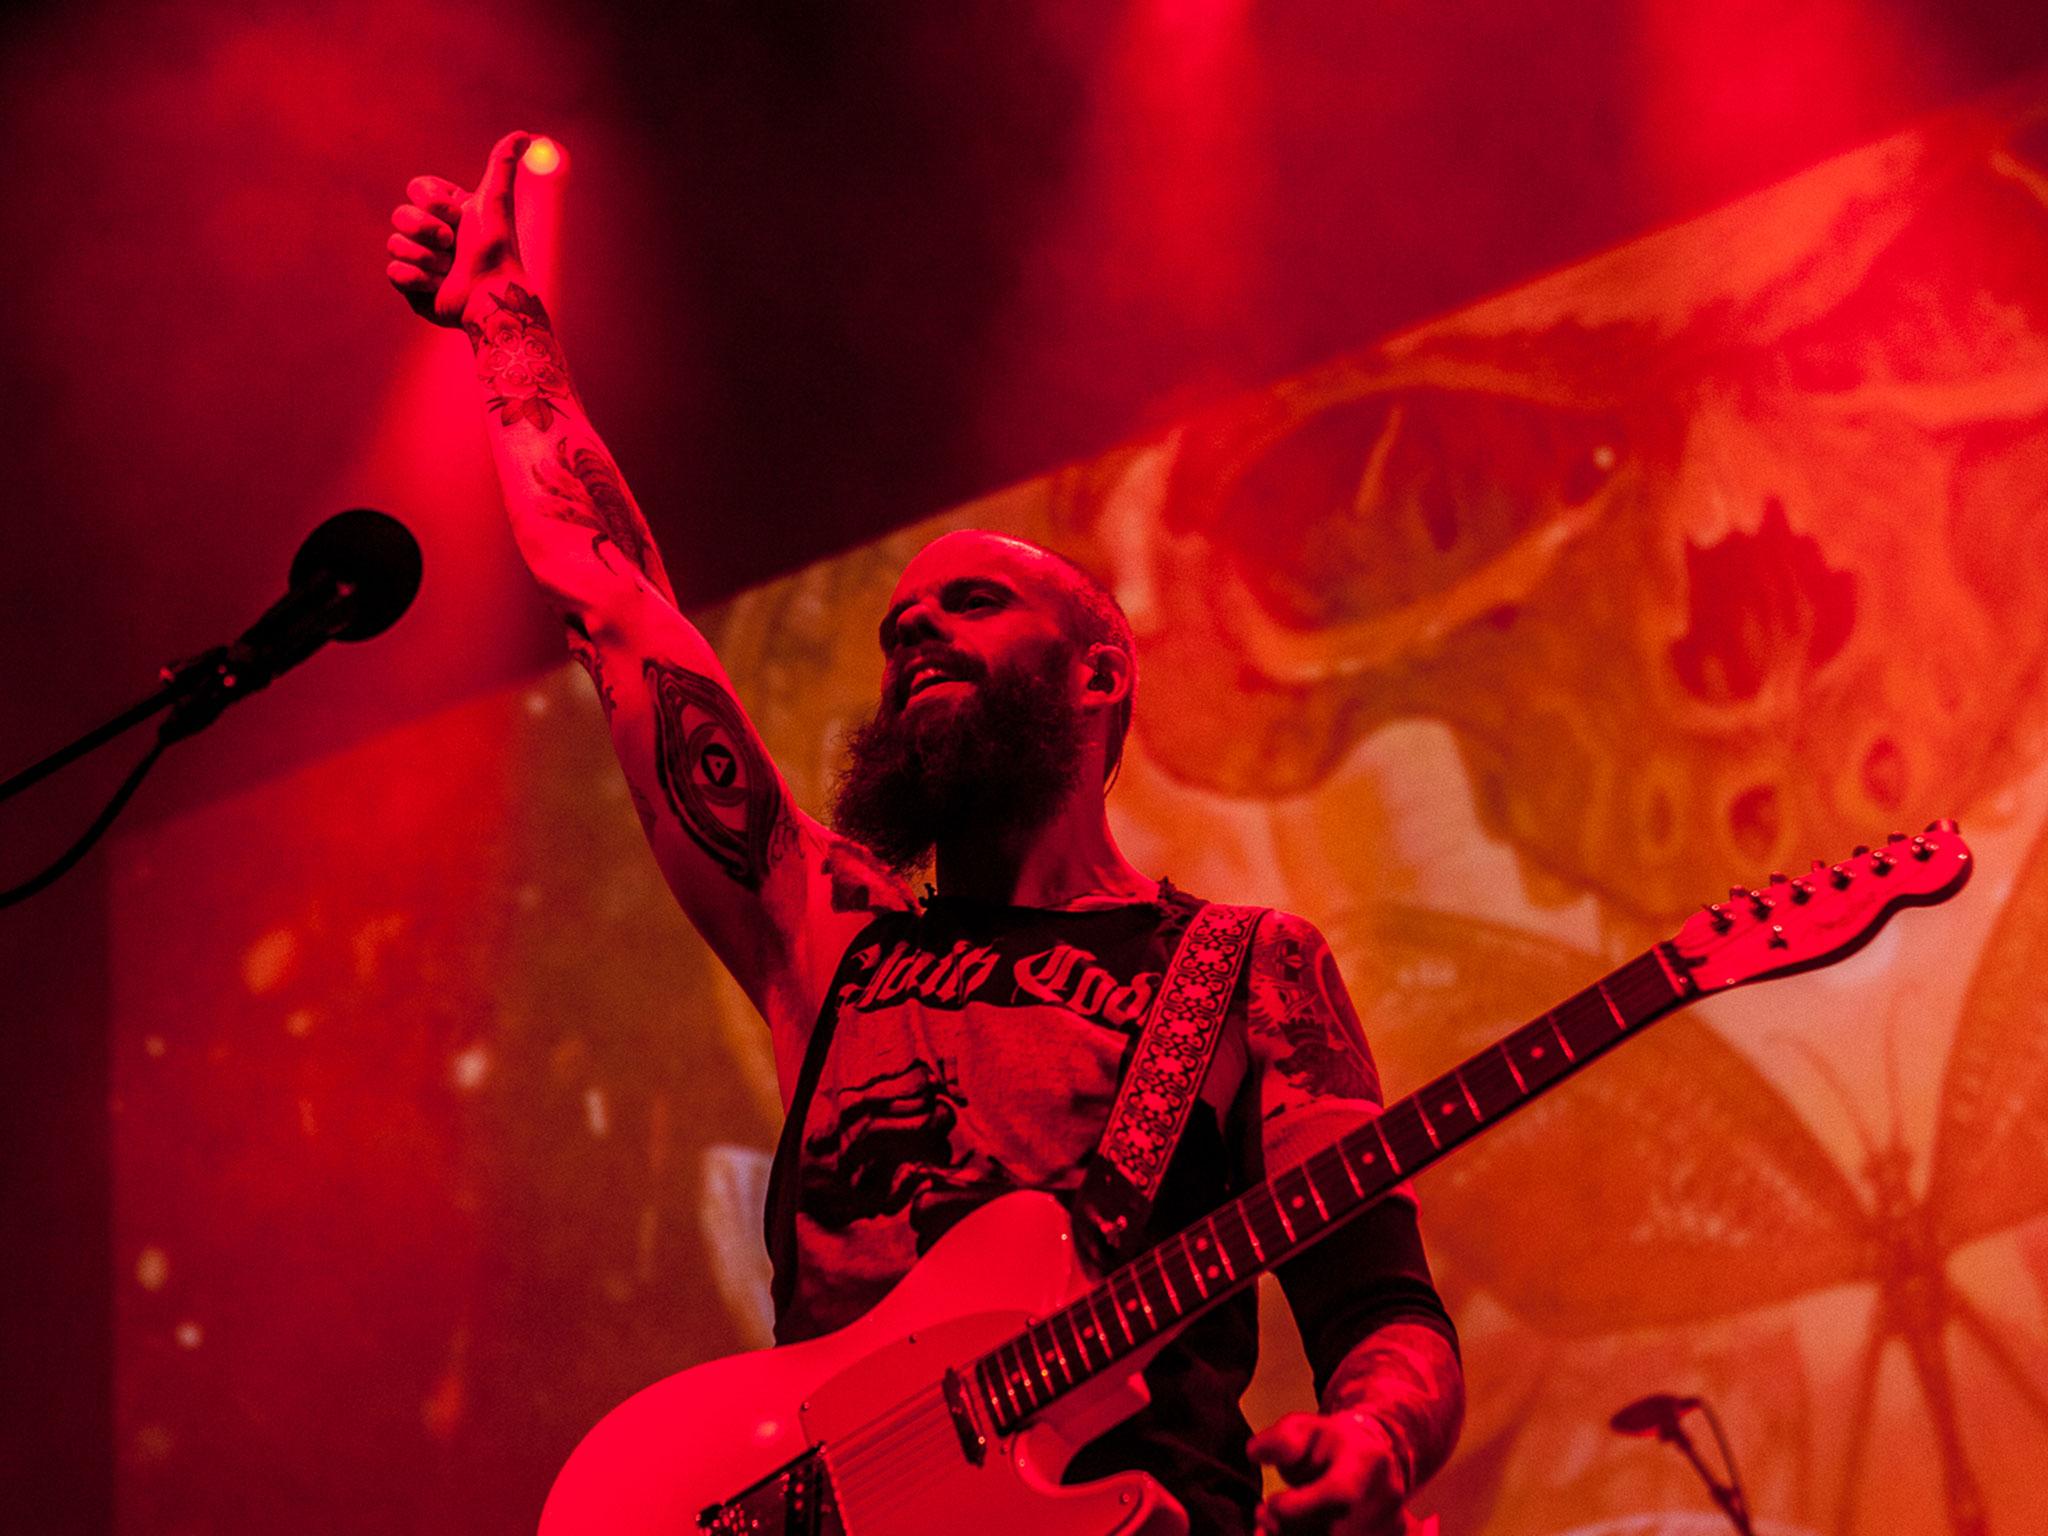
[848,1423,996,1515]
[828,1406,962,1512]
[826,1438,951,1516]
[826,1384,950,1467]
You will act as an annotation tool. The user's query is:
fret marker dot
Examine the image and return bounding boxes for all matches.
[1362,1151,1375,1163]
[1194,1236,1209,1251]
[1531,1045,1546,1059]
[1206,1266,1221,1279]
[1290,1195,1305,1209]
[1441,1101,1456,1116]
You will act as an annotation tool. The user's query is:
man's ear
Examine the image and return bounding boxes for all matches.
[1080,643,1134,705]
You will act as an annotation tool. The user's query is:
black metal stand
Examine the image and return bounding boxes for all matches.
[0,645,255,909]
[1659,1407,1757,1536]
[0,688,175,807]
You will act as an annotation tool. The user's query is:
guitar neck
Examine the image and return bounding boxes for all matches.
[969,945,1693,1432]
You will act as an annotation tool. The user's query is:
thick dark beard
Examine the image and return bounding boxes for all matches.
[830,658,1088,877]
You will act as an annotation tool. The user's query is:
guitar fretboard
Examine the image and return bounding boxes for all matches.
[970,946,1688,1433]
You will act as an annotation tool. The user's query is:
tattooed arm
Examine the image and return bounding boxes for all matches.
[1243,911,1464,1533]
[386,133,911,1039]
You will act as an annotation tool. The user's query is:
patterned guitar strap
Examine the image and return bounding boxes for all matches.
[1075,900,1267,1272]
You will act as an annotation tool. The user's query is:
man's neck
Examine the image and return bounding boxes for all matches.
[932,790,1154,909]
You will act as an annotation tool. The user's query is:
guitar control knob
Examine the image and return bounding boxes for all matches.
[1705,902,1734,933]
[1871,851,1894,875]
[1911,836,1933,861]
[1789,879,1814,903]
[1831,864,1854,888]
[1748,892,1775,918]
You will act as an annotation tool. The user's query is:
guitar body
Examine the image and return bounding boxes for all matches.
[540,1190,1184,1536]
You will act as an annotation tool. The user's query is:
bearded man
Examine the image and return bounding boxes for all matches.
[387,133,1464,1536]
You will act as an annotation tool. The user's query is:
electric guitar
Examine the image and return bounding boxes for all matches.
[540,823,1973,1535]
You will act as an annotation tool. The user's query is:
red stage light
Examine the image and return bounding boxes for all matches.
[523,137,565,176]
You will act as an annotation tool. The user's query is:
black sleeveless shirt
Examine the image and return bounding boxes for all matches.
[763,885,1451,1536]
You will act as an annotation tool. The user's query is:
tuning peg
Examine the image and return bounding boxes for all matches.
[1811,858,1829,873]
[1729,885,1750,901]
[1925,817,1959,834]
[1768,871,1788,884]
[1852,845,1870,857]
[1887,831,1907,843]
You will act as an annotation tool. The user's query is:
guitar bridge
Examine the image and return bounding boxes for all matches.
[942,1367,989,1465]
[696,1447,841,1535]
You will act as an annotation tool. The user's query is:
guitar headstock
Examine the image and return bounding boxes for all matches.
[1669,819,1973,994]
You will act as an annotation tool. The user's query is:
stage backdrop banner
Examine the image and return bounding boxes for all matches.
[113,86,2048,1536]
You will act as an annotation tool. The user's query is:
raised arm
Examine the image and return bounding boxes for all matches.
[385,132,910,1047]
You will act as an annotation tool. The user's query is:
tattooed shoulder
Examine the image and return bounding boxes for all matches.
[643,658,789,891]
[1246,911,1382,1103]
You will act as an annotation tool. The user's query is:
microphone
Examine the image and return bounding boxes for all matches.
[1609,1393,1703,1438]
[162,508,423,740]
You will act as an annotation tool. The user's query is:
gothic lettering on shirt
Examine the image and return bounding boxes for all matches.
[832,934,1160,1027]
[1013,942,1157,1027]
[837,939,1005,1012]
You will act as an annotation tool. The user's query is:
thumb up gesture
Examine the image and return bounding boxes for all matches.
[386,131,539,329]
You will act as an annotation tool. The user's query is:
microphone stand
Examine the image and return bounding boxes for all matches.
[0,593,355,909]
[0,689,173,806]
[1656,1404,1756,1536]
[0,642,242,807]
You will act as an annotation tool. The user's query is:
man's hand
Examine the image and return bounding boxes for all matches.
[386,130,538,328]
[1248,1411,1413,1535]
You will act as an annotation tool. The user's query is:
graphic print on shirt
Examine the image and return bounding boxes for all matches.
[797,1057,1024,1242]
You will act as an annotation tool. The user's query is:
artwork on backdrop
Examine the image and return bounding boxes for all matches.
[113,85,2048,1534]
